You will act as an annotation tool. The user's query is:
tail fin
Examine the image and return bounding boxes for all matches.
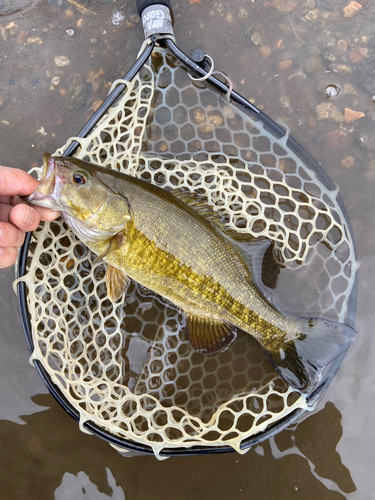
[267,317,357,393]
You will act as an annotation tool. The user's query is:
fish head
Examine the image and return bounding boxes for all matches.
[26,153,131,241]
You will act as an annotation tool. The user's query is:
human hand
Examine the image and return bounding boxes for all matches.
[0,166,60,268]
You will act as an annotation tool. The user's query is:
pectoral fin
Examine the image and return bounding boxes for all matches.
[106,265,131,301]
[93,231,125,264]
[185,314,237,355]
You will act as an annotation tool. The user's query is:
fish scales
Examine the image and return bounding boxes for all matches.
[26,154,357,392]
[88,176,290,352]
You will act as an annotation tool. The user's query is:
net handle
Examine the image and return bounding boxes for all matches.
[136,0,174,38]
[136,0,172,15]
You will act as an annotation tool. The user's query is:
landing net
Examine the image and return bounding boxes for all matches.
[16,46,358,459]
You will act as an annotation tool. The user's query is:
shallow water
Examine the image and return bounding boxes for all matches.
[0,0,374,498]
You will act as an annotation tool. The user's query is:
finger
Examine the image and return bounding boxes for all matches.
[33,205,60,222]
[0,222,25,248]
[0,202,12,222]
[0,196,60,223]
[0,166,40,197]
[9,204,41,232]
[0,246,18,269]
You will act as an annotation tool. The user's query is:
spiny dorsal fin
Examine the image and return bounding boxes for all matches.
[106,265,131,301]
[171,189,227,228]
[185,313,237,355]
[93,231,125,264]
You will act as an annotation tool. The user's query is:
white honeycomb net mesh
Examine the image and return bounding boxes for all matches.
[15,46,358,459]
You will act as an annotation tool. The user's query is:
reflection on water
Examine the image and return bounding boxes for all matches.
[55,469,125,500]
[0,394,354,499]
[1,0,375,497]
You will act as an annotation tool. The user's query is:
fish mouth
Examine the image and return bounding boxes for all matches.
[25,153,64,210]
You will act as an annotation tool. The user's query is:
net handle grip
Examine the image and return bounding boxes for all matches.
[136,0,174,38]
[136,0,172,16]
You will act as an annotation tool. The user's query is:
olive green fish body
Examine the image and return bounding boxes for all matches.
[85,174,292,353]
[27,154,357,392]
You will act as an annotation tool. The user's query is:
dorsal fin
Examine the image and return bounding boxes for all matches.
[171,189,227,228]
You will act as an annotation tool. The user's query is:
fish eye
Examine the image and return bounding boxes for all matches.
[73,171,88,185]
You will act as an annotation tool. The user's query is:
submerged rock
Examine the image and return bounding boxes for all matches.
[343,1,363,17]
[65,74,87,111]
[273,0,299,14]
[316,102,344,123]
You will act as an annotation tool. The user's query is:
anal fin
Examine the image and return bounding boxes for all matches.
[185,314,237,355]
[106,265,131,301]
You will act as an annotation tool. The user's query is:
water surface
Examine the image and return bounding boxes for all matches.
[0,0,374,498]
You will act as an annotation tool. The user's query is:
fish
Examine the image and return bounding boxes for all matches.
[26,153,357,392]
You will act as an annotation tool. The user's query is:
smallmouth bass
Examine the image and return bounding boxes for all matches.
[26,154,356,392]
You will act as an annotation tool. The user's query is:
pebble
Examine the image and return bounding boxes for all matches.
[305,9,319,22]
[251,32,262,46]
[329,64,352,75]
[239,7,248,19]
[280,96,291,108]
[343,83,358,94]
[336,39,348,54]
[356,53,375,92]
[27,37,43,44]
[226,13,234,23]
[343,1,363,18]
[341,156,355,168]
[349,47,368,63]
[287,67,306,80]
[273,0,299,14]
[0,96,3,107]
[357,122,375,150]
[65,74,87,111]
[305,56,323,73]
[345,108,365,122]
[65,8,74,18]
[92,100,103,112]
[260,45,272,59]
[326,129,349,148]
[129,13,140,24]
[316,102,344,123]
[54,55,70,67]
[279,60,293,70]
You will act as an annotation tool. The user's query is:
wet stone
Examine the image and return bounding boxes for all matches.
[273,0,299,14]
[251,32,262,46]
[305,9,319,22]
[356,53,375,91]
[287,68,306,80]
[316,102,344,123]
[343,1,363,17]
[54,55,70,67]
[279,60,293,70]
[305,56,323,73]
[357,124,375,151]
[260,45,272,59]
[65,74,87,111]
[329,64,352,76]
[349,47,368,63]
